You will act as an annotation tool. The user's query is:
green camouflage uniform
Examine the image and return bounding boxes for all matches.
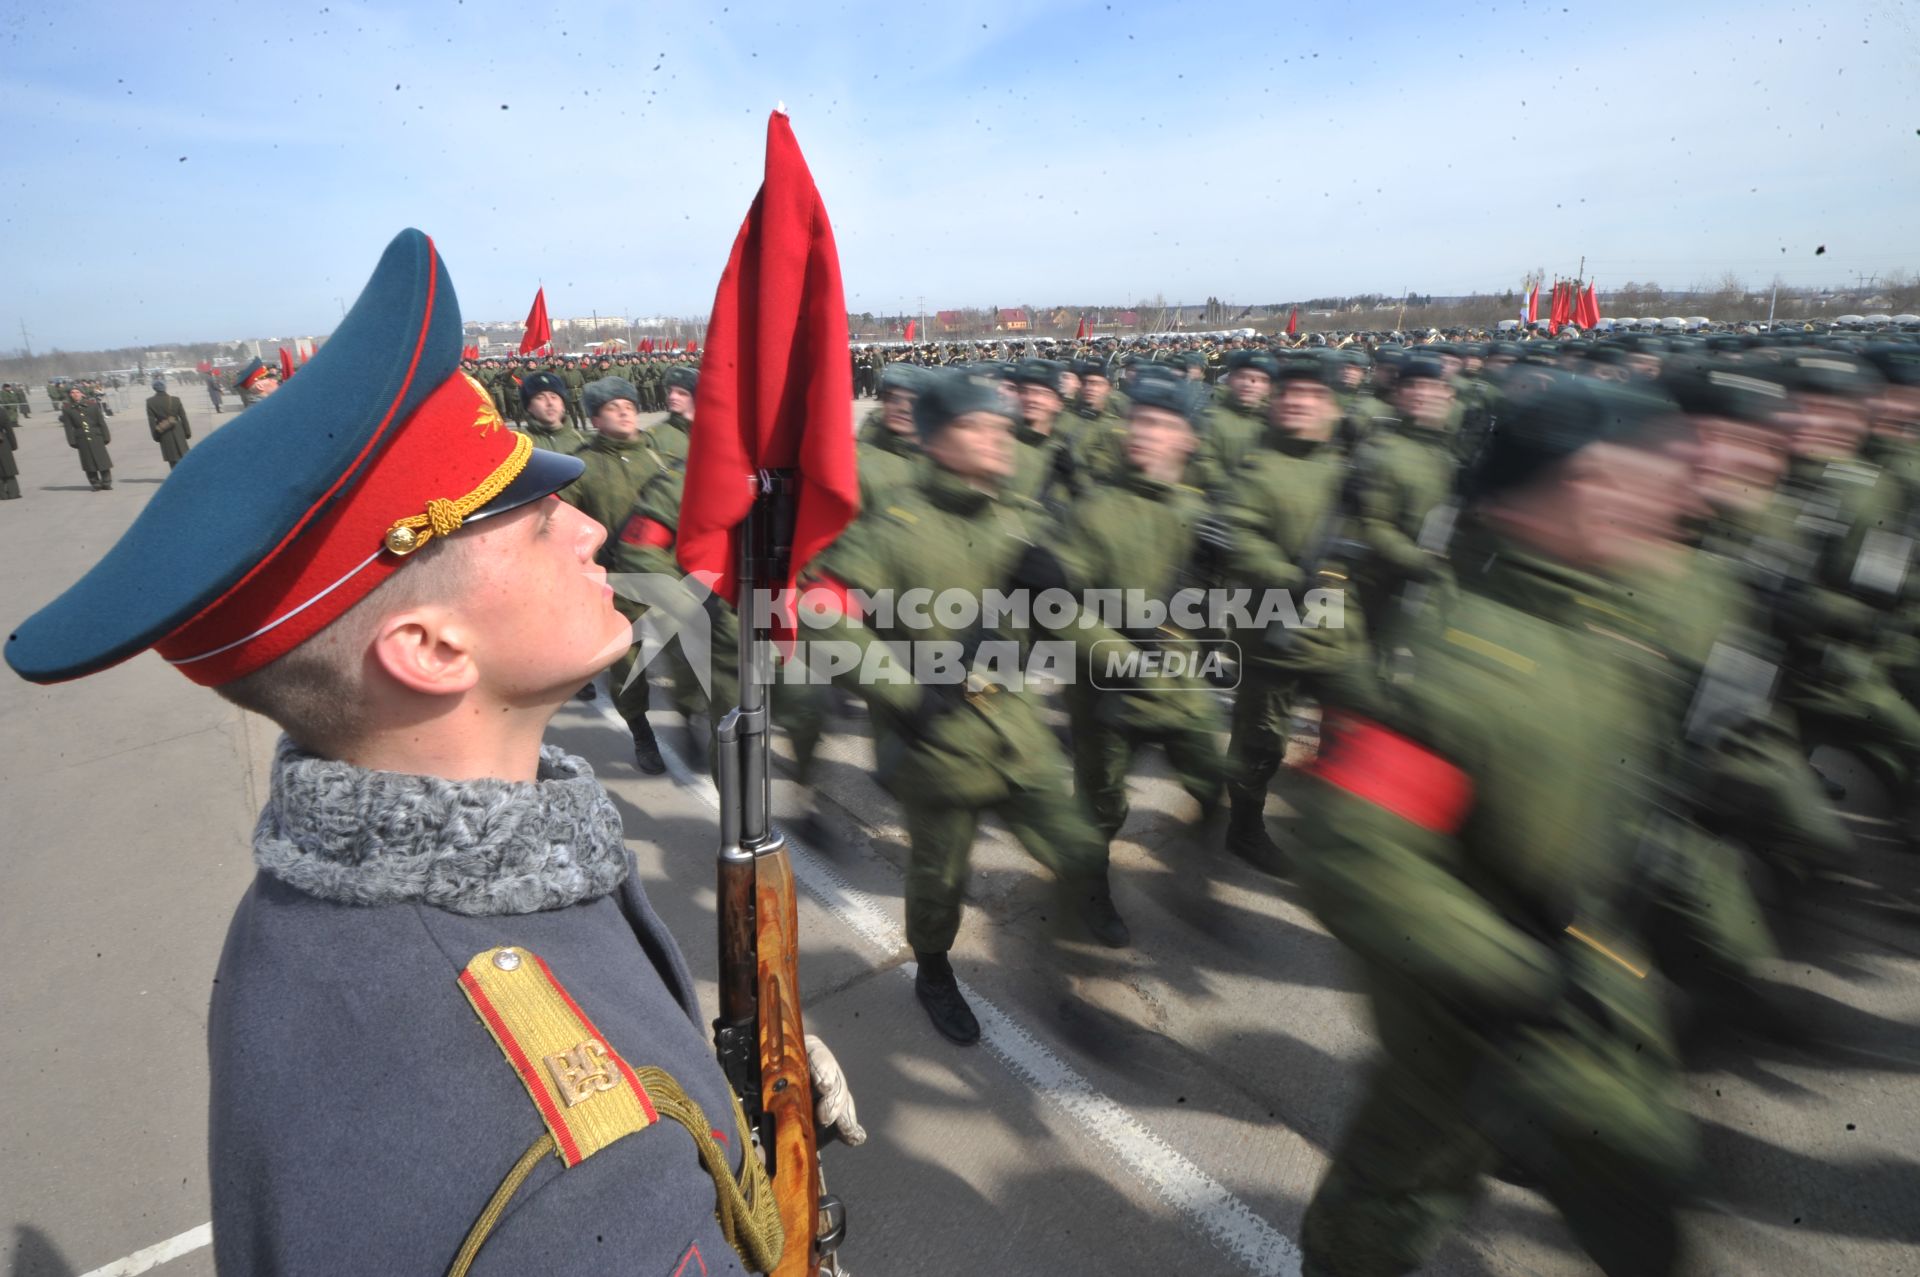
[1294,526,1697,1277]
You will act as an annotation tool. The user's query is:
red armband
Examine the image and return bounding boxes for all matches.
[1307,712,1473,834]
[619,515,674,549]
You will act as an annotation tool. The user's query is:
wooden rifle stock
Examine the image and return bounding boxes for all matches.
[713,472,837,1276]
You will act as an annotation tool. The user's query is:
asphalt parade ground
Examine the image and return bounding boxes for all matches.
[3,387,1918,1276]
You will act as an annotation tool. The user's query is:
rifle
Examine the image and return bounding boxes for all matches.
[713,470,847,1277]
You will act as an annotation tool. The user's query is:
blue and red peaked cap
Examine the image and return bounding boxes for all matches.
[5,229,582,687]
[235,357,276,390]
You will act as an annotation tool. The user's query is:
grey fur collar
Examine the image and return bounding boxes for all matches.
[254,736,629,916]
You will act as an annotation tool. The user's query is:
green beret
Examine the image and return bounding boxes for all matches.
[879,363,927,395]
[1776,351,1883,398]
[1399,353,1448,382]
[1011,358,1065,389]
[1223,350,1278,378]
[1467,374,1679,500]
[584,376,639,417]
[914,371,1012,442]
[1125,376,1201,423]
[1659,359,1789,424]
[1860,343,1920,388]
[1273,355,1338,387]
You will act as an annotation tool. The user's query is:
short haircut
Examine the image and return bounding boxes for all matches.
[213,536,472,756]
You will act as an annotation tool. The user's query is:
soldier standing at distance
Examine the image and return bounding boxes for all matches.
[59,385,115,490]
[0,391,21,499]
[146,377,192,469]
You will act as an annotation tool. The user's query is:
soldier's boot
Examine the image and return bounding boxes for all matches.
[1225,798,1284,873]
[913,951,980,1045]
[631,715,666,776]
[1068,876,1131,948]
[100,471,113,490]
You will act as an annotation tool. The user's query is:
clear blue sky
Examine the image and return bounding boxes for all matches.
[2,0,1914,349]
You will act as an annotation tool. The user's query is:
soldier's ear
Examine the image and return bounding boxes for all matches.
[369,605,480,699]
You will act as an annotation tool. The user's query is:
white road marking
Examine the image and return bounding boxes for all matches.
[597,694,1302,1275]
[77,1223,211,1277]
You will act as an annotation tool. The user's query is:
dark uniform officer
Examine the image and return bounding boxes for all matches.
[59,386,115,489]
[5,229,785,1277]
[234,356,280,407]
[146,378,192,468]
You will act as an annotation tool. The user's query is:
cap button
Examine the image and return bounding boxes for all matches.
[493,948,522,972]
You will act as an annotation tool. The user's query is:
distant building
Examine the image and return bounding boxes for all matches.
[996,307,1030,332]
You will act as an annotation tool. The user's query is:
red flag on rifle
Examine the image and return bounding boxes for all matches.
[519,287,552,354]
[1526,283,1541,325]
[1286,309,1298,337]
[676,110,858,606]
[904,318,917,342]
[278,347,295,381]
[1074,315,1086,340]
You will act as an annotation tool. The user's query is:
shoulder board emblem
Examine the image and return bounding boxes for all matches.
[458,947,657,1167]
[884,505,918,524]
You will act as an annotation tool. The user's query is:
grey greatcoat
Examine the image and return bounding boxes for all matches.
[146,391,192,464]
[208,742,756,1276]
[59,398,114,475]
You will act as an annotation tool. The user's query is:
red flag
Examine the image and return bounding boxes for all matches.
[278,347,295,380]
[1286,308,1298,337]
[904,318,917,342]
[1549,281,1572,334]
[1577,282,1600,329]
[1526,283,1540,325]
[676,110,858,607]
[1074,315,1086,340]
[196,360,212,374]
[519,286,552,354]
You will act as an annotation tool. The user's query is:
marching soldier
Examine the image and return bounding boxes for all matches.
[1212,356,1356,865]
[650,366,698,467]
[515,369,590,453]
[1769,352,1920,818]
[146,377,192,469]
[802,371,1132,1045]
[1056,376,1228,843]
[59,384,115,490]
[561,374,669,774]
[1204,350,1274,475]
[1293,375,1702,1277]
[1346,353,1460,643]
